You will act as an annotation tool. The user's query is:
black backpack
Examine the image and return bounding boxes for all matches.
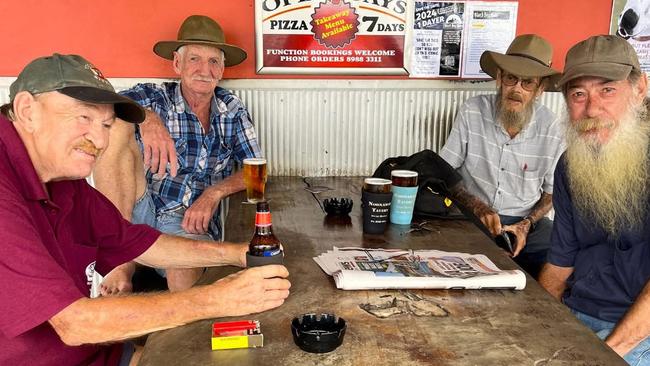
[372,150,464,218]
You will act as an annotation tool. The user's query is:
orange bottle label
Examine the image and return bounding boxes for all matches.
[255,212,271,226]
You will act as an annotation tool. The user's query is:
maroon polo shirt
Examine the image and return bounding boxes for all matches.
[0,115,161,365]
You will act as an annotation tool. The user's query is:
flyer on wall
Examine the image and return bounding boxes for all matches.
[610,0,650,73]
[255,0,408,75]
[406,2,465,77]
[405,0,517,79]
[461,1,518,78]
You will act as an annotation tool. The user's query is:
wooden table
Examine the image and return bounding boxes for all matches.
[139,177,625,366]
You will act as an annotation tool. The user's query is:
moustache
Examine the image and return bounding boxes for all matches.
[74,140,101,157]
[192,76,216,83]
[573,118,615,133]
[506,92,523,102]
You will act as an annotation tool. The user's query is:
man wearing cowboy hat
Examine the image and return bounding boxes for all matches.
[440,34,565,278]
[94,15,263,293]
[540,35,650,364]
[0,53,290,365]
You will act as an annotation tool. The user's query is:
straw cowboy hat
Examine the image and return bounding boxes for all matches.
[480,34,558,79]
[153,15,247,67]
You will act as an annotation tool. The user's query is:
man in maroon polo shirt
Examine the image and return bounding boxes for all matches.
[0,54,290,366]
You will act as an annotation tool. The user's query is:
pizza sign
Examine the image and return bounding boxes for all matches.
[256,0,408,75]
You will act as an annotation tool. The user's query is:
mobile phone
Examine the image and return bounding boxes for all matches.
[495,231,517,255]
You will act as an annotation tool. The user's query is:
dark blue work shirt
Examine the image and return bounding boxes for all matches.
[548,155,650,323]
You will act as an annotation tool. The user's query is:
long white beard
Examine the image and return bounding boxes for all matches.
[565,106,650,235]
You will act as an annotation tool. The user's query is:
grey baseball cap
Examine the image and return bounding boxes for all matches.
[557,35,641,87]
[9,54,145,123]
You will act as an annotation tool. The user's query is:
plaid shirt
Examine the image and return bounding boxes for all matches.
[120,82,261,237]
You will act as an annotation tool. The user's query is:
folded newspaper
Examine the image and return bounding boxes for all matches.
[314,247,526,290]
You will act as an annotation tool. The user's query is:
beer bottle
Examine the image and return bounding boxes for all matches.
[247,201,283,266]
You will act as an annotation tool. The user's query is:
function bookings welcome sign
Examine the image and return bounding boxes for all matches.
[256,0,408,74]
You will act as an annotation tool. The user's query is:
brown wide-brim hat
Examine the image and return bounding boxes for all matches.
[480,34,559,81]
[153,15,247,67]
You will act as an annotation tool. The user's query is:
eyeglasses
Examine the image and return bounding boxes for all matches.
[501,73,540,92]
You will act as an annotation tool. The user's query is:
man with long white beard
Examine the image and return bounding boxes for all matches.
[440,34,565,278]
[540,35,650,365]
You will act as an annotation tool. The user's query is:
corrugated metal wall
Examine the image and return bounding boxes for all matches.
[0,78,566,176]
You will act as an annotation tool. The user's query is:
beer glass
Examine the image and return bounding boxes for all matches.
[389,170,418,225]
[361,178,392,234]
[363,178,392,194]
[243,158,267,203]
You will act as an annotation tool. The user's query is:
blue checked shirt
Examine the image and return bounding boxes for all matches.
[440,94,565,217]
[120,82,261,238]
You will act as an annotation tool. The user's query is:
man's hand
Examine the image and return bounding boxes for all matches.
[237,242,249,268]
[182,186,225,234]
[448,185,501,236]
[140,110,178,177]
[474,205,502,237]
[502,219,532,257]
[209,265,291,316]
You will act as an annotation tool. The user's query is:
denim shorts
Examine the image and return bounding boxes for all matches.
[571,309,650,365]
[132,191,214,277]
[132,191,156,228]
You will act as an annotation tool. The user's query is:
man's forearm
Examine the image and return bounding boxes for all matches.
[449,183,503,236]
[50,285,212,345]
[135,234,246,269]
[50,265,291,346]
[209,170,246,198]
[449,184,494,217]
[539,263,573,301]
[606,280,650,356]
[525,192,553,223]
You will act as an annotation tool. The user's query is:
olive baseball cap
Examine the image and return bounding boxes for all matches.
[556,35,641,87]
[9,54,145,123]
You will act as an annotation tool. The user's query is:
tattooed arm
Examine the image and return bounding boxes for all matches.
[504,192,553,256]
[449,184,501,237]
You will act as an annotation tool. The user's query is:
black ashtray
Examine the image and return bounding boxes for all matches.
[323,198,353,216]
[291,313,347,353]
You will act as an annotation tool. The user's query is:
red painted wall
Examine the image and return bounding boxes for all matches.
[0,0,612,78]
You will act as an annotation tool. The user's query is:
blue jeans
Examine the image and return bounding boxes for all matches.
[572,309,650,365]
[132,192,214,277]
[119,342,134,366]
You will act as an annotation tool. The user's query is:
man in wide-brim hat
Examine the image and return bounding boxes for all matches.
[95,15,264,293]
[440,34,566,279]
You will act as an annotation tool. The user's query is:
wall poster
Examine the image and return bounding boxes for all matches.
[256,0,408,75]
[405,1,518,79]
[611,0,650,72]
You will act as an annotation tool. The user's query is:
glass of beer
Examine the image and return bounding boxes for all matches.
[391,170,418,187]
[243,158,267,203]
[363,178,392,194]
[389,170,419,225]
[361,178,393,234]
